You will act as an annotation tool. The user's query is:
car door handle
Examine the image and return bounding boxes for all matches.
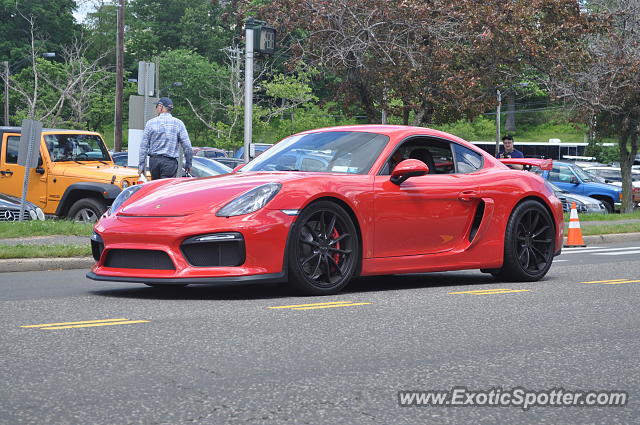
[0,170,13,176]
[458,190,478,201]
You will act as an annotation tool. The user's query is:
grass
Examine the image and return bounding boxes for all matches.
[0,220,93,239]
[576,222,640,236]
[566,211,640,221]
[0,244,91,259]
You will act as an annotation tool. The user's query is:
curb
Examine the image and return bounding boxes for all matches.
[567,232,640,246]
[0,257,93,273]
[1,233,639,273]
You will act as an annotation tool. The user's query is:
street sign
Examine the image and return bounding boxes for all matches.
[255,26,276,55]
[137,61,155,96]
[18,119,42,168]
[128,95,159,130]
[17,119,42,221]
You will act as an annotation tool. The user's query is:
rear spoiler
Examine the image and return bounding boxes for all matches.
[499,158,553,171]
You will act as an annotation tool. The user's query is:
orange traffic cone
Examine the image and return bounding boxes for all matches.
[564,202,586,247]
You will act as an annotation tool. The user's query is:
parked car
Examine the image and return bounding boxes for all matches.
[0,193,45,221]
[215,157,246,169]
[581,166,640,206]
[189,157,232,177]
[532,161,622,213]
[546,182,607,214]
[110,152,231,177]
[192,147,228,159]
[234,143,273,159]
[88,125,564,294]
[1,127,139,223]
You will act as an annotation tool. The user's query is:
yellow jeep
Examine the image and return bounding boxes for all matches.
[0,127,139,222]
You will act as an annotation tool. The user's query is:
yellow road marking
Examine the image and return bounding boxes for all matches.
[581,279,628,284]
[21,318,129,328]
[291,303,372,310]
[468,290,530,295]
[448,288,517,294]
[601,280,640,285]
[42,320,150,330]
[269,301,355,309]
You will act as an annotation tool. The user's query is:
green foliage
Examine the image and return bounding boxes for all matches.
[585,141,619,164]
[254,104,358,144]
[0,0,80,62]
[432,117,496,141]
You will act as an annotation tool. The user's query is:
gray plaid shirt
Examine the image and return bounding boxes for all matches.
[138,112,193,171]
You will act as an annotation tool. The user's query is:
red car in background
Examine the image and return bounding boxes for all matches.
[87,125,564,294]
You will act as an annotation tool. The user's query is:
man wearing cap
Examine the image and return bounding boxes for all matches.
[138,97,193,180]
[496,135,523,159]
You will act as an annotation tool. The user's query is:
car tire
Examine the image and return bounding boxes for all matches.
[491,200,555,282]
[601,199,614,213]
[67,198,107,223]
[287,201,359,295]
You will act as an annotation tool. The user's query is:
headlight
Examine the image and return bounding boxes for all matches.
[29,209,37,220]
[121,180,129,189]
[110,184,143,214]
[35,207,45,220]
[216,183,281,217]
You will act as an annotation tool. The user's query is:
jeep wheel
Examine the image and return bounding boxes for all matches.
[68,198,107,223]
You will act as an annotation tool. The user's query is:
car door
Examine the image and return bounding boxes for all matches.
[0,133,48,209]
[547,163,582,195]
[372,139,481,257]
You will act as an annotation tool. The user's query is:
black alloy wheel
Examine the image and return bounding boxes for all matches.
[288,201,359,295]
[492,200,556,282]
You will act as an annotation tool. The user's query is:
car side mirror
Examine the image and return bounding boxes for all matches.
[570,177,579,184]
[35,156,44,174]
[390,159,428,185]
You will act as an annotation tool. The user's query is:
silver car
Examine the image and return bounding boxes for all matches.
[547,182,607,214]
[0,193,46,221]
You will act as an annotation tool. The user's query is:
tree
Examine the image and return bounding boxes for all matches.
[542,0,640,212]
[5,13,114,128]
[0,0,80,62]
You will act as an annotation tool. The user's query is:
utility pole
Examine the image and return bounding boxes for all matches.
[243,19,255,164]
[114,0,125,152]
[494,89,502,157]
[3,61,8,126]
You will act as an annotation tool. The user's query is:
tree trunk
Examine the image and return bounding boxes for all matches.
[618,115,639,213]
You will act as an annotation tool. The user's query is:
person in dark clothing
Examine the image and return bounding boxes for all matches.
[496,135,523,159]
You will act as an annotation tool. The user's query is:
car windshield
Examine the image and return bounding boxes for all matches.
[240,131,390,174]
[570,164,595,182]
[45,134,111,162]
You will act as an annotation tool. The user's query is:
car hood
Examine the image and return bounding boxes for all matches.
[54,163,138,181]
[119,172,309,216]
[560,192,602,205]
[0,193,37,209]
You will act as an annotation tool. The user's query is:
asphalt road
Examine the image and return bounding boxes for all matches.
[1,243,640,424]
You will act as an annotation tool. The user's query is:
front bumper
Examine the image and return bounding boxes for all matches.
[88,209,295,284]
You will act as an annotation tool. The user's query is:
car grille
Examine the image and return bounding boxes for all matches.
[558,197,569,212]
[104,249,175,270]
[0,209,31,221]
[181,232,245,267]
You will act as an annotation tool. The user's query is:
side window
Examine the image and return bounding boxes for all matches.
[453,143,483,173]
[5,136,20,164]
[428,145,454,174]
[548,166,560,182]
[558,166,575,183]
